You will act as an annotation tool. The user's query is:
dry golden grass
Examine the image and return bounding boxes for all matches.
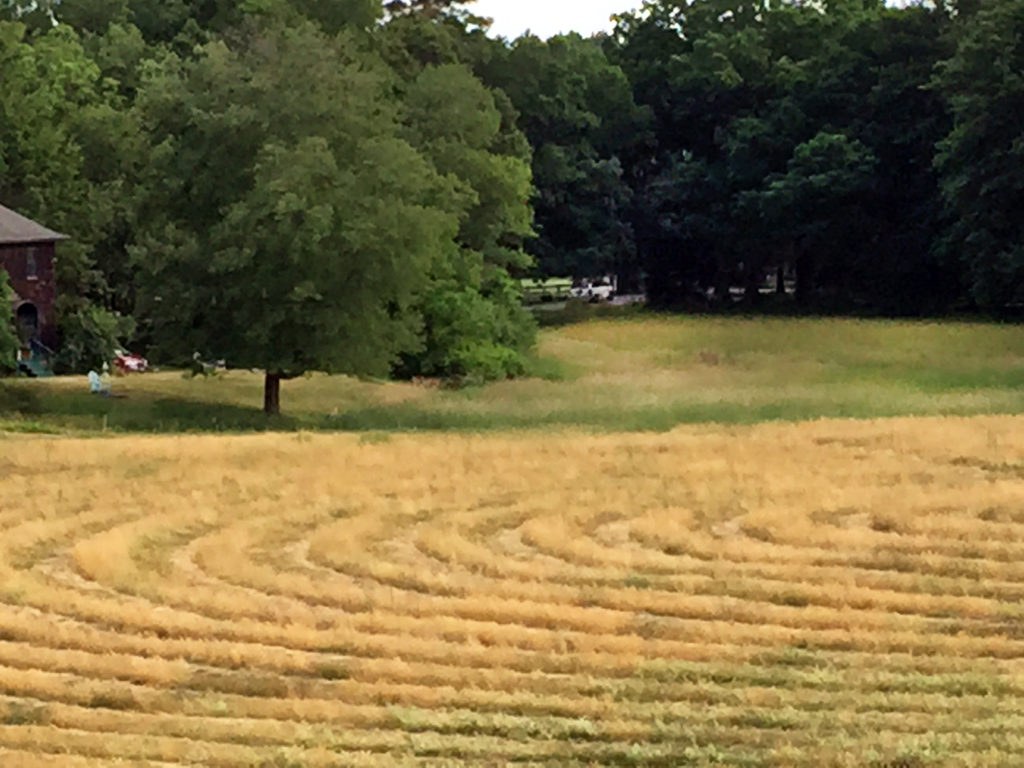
[1,416,1024,765]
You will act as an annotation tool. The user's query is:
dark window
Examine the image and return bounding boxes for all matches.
[26,249,38,280]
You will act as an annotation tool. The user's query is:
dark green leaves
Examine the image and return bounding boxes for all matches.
[933,0,1024,309]
[0,269,17,372]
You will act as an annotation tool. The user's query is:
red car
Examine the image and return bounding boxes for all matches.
[114,349,148,374]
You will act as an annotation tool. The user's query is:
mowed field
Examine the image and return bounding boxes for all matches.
[3,416,1024,765]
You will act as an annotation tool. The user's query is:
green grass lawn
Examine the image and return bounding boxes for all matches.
[3,314,1024,435]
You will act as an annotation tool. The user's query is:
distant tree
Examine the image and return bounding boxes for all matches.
[383,0,488,25]
[396,62,536,381]
[0,20,135,370]
[132,23,461,414]
[481,34,650,287]
[275,0,382,33]
[0,0,60,27]
[829,5,957,314]
[638,153,728,307]
[610,0,955,312]
[934,0,1024,310]
[0,268,17,372]
[377,7,539,383]
[748,132,877,306]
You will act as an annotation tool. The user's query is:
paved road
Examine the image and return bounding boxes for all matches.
[610,294,646,306]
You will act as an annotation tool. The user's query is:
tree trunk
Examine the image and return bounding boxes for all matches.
[744,260,763,306]
[793,240,813,307]
[264,372,281,416]
[713,254,731,308]
[776,264,786,295]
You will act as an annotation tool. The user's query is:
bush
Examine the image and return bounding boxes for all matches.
[53,300,135,374]
[0,268,18,373]
[396,267,536,384]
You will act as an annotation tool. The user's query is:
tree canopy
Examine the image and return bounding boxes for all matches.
[933,0,1024,310]
[131,22,469,412]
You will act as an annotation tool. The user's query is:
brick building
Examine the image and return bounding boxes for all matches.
[0,203,65,350]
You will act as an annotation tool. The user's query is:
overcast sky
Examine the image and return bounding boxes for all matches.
[471,0,643,40]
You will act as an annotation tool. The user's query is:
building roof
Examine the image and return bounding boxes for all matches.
[0,203,68,245]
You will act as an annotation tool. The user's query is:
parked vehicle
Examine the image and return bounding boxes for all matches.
[521,277,573,304]
[114,349,148,374]
[570,276,616,302]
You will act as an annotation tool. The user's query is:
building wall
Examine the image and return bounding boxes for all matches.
[0,242,58,349]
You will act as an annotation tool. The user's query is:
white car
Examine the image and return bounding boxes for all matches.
[570,278,616,302]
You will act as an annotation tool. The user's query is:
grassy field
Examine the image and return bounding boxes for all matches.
[2,315,1024,434]
[2,315,1024,764]
[1,416,1024,765]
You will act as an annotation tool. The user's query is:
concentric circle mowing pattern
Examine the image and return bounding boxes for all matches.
[1,417,1024,766]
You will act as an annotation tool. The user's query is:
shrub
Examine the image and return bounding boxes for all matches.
[53,299,135,374]
[396,267,536,384]
[0,268,18,373]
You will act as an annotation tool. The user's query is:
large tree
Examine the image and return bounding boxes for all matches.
[0,20,136,371]
[609,0,955,312]
[747,132,877,305]
[377,8,538,382]
[934,0,1024,310]
[132,22,461,413]
[481,34,650,285]
[394,62,536,381]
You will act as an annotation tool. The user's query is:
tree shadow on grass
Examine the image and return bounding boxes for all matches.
[7,385,757,434]
[125,398,304,433]
[2,384,302,434]
[7,377,1008,436]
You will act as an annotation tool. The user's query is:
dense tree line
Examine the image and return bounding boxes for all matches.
[605,0,961,313]
[2,0,1023,408]
[480,0,1021,315]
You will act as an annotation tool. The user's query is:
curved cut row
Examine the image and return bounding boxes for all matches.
[1,416,1023,766]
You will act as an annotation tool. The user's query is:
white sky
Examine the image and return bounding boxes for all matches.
[470,0,643,40]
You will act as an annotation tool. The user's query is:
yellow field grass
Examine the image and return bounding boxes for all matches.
[2,415,1024,765]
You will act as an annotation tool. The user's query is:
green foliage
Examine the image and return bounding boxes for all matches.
[0,0,542,410]
[287,0,382,33]
[53,299,134,374]
[401,63,533,264]
[0,17,143,365]
[131,23,462,410]
[481,34,649,285]
[750,132,878,305]
[399,268,535,383]
[933,0,1024,310]
[396,60,537,381]
[611,0,957,313]
[0,268,17,372]
[0,21,105,260]
[237,0,382,35]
